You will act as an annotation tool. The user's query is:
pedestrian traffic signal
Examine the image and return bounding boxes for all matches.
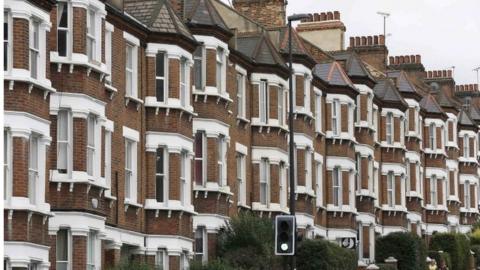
[275,215,295,255]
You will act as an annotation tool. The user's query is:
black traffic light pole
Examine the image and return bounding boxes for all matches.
[287,13,310,270]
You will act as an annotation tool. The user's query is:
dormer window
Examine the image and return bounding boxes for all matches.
[386,112,394,144]
[57,1,71,57]
[155,52,166,102]
[429,123,436,150]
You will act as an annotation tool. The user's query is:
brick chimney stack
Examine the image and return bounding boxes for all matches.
[296,11,346,51]
[424,68,456,99]
[388,54,426,84]
[232,0,286,28]
[347,35,388,72]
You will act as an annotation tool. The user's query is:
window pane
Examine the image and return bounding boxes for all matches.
[58,3,68,27]
[156,53,165,76]
[58,30,67,57]
[156,79,164,102]
[156,175,164,202]
[195,228,203,253]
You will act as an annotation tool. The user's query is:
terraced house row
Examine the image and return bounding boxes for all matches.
[3,0,480,268]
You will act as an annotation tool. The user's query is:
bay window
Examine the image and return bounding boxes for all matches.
[4,11,11,71]
[260,158,270,205]
[305,149,312,191]
[237,73,246,118]
[156,52,166,102]
[387,172,394,207]
[125,43,138,98]
[259,80,269,124]
[332,167,341,206]
[125,139,137,202]
[236,153,246,205]
[194,131,206,186]
[156,148,166,203]
[57,1,71,57]
[4,129,12,200]
[315,93,322,132]
[29,20,40,79]
[316,162,323,207]
[304,74,310,112]
[279,162,287,209]
[332,99,340,136]
[217,135,227,186]
[216,48,224,93]
[104,131,112,192]
[194,227,207,262]
[386,112,393,144]
[57,110,72,175]
[86,9,96,62]
[464,134,469,158]
[56,228,71,270]
[28,134,39,205]
[179,57,188,107]
[155,249,167,270]
[193,46,204,90]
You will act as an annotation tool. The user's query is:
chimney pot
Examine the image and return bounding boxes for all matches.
[405,56,411,64]
[434,71,438,78]
[428,71,432,78]
[395,56,400,65]
[475,84,479,91]
[355,37,361,47]
[447,70,452,77]
[415,55,421,64]
[373,36,379,45]
[314,13,320,21]
[379,35,385,45]
[349,37,355,48]
[367,36,373,46]
[320,12,327,21]
[399,56,405,64]
[334,11,340,20]
[327,12,333,20]
[389,56,394,65]
[361,36,367,46]
[471,84,475,91]
[442,70,447,78]
[410,55,415,64]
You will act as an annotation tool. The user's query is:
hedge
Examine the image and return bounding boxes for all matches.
[470,245,480,268]
[189,259,235,270]
[375,264,396,270]
[296,239,357,270]
[375,232,426,270]
[428,250,452,270]
[429,233,470,270]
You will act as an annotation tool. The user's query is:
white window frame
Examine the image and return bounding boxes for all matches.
[237,72,246,118]
[316,161,323,207]
[156,147,167,203]
[125,43,138,98]
[464,134,469,158]
[104,130,112,192]
[217,135,227,186]
[180,252,189,270]
[305,149,312,192]
[57,1,72,57]
[155,52,167,102]
[193,45,205,91]
[125,139,137,203]
[29,19,40,79]
[236,153,246,205]
[386,113,394,144]
[278,86,285,126]
[260,158,270,206]
[180,150,188,206]
[216,47,224,93]
[86,114,97,177]
[356,153,361,191]
[28,134,39,205]
[105,22,113,84]
[406,161,411,193]
[194,131,207,187]
[430,175,438,207]
[57,109,73,176]
[155,249,168,270]
[331,99,340,136]
[56,228,72,270]
[465,181,471,210]
[315,93,322,132]
[194,227,207,263]
[4,128,12,201]
[4,10,12,72]
[332,167,342,207]
[304,74,310,113]
[179,57,189,107]
[259,80,269,124]
[368,157,374,193]
[86,230,98,270]
[86,8,96,62]
[387,172,394,207]
[373,107,378,141]
[429,123,436,150]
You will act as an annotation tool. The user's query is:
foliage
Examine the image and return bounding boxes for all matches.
[107,260,151,270]
[189,259,235,270]
[216,212,281,270]
[470,245,480,268]
[295,239,357,270]
[428,250,452,270]
[375,263,397,270]
[430,233,471,270]
[375,232,426,270]
[470,228,480,246]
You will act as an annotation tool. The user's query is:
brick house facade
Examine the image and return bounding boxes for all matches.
[3,0,480,269]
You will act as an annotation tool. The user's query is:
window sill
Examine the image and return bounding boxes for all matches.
[125,95,143,110]
[424,149,447,156]
[193,184,233,198]
[447,196,460,203]
[325,132,357,143]
[4,72,56,98]
[379,142,405,150]
[50,170,108,191]
[425,205,448,212]
[356,189,376,199]
[252,202,289,214]
[104,82,117,100]
[124,199,143,213]
[458,157,478,164]
[4,197,52,216]
[250,120,289,133]
[236,116,250,125]
[144,199,196,216]
[355,121,375,131]
[193,89,233,104]
[380,205,408,213]
[145,98,197,117]
[50,52,107,77]
[326,205,357,214]
[406,191,423,200]
[237,203,251,209]
[293,110,314,120]
[460,207,479,214]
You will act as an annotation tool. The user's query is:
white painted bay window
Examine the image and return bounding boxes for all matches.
[316,162,323,207]
[180,151,189,206]
[305,149,312,191]
[86,231,98,270]
[156,148,167,203]
[194,131,206,186]
[56,228,71,270]
[260,158,270,206]
[217,135,227,186]
[237,72,246,118]
[156,52,167,102]
[259,80,269,124]
[430,175,437,206]
[57,1,71,57]
[236,153,246,205]
[4,129,12,201]
[29,20,40,79]
[155,249,167,270]
[57,110,72,175]
[4,11,11,71]
[86,114,97,176]
[193,46,204,90]
[332,167,342,206]
[429,123,436,150]
[278,87,285,126]
[331,99,340,136]
[125,139,137,202]
[86,9,96,62]
[194,227,207,262]
[125,43,138,98]
[28,134,39,205]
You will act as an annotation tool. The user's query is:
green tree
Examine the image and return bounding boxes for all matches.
[430,233,471,270]
[296,239,357,270]
[376,232,426,270]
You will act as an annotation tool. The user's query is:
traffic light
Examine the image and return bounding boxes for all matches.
[275,215,295,255]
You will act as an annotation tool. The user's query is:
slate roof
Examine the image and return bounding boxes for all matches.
[184,0,231,34]
[387,70,417,94]
[419,94,444,114]
[236,32,286,67]
[331,51,375,81]
[434,89,461,109]
[313,61,356,89]
[277,27,311,56]
[124,0,194,41]
[458,109,475,126]
[469,106,480,123]
[373,79,408,107]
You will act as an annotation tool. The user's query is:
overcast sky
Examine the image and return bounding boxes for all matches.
[221,0,480,84]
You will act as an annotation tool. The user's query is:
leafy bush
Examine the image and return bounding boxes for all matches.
[107,260,150,270]
[296,239,357,270]
[217,212,281,270]
[375,232,426,270]
[470,229,480,246]
[430,233,471,270]
[470,245,480,268]
[375,263,397,270]
[428,250,452,270]
[189,259,235,270]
